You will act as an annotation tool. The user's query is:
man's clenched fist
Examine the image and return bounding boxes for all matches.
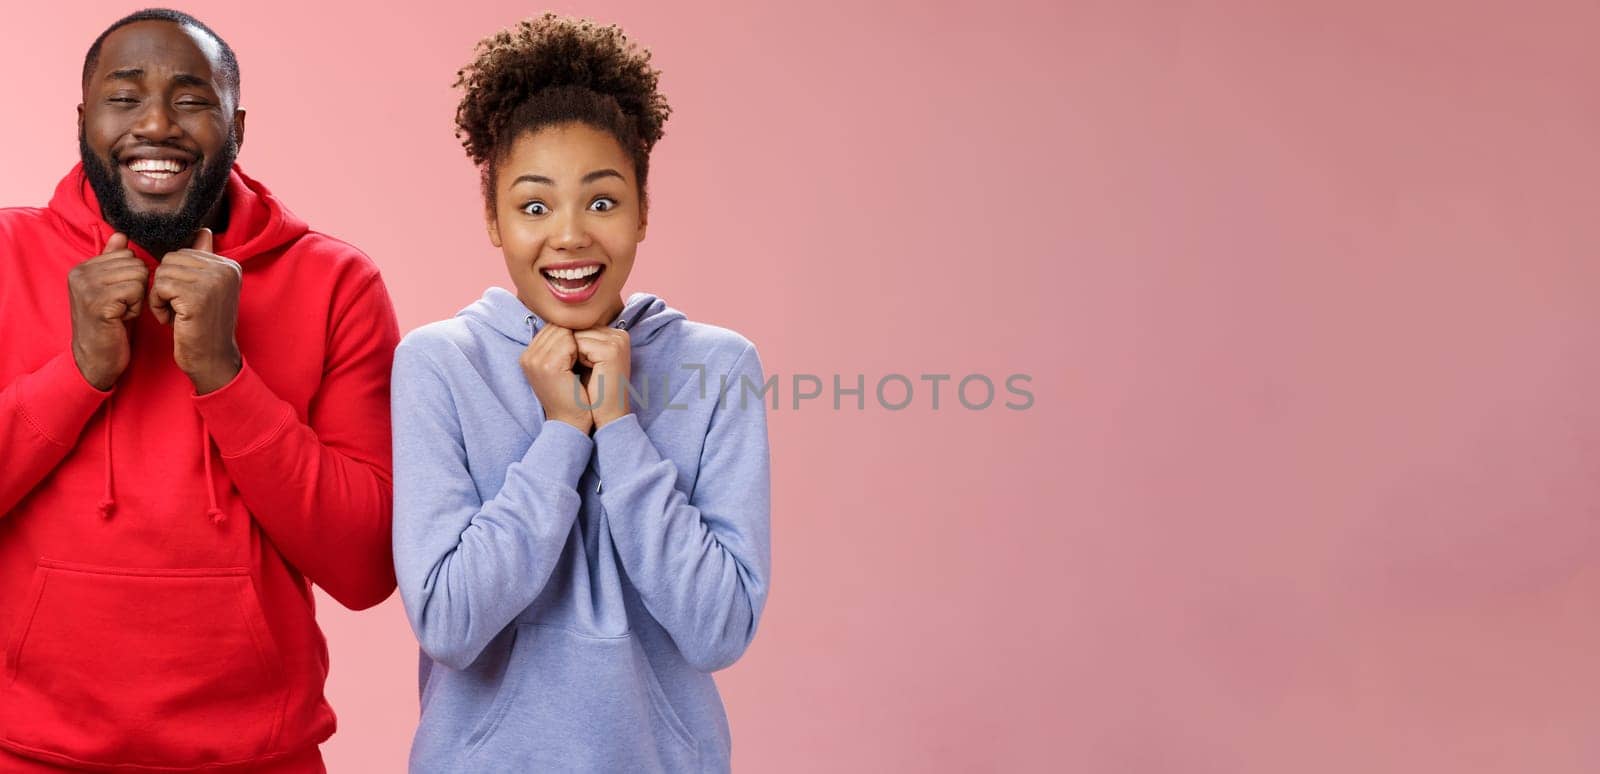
[68,232,148,391]
[149,228,242,394]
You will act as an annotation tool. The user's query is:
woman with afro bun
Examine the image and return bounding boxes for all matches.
[390,14,771,772]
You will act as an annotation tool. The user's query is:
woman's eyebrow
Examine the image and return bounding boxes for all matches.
[511,169,626,187]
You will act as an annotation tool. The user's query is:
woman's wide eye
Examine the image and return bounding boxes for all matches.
[522,201,548,216]
[590,197,615,212]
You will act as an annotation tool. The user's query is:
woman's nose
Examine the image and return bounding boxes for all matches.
[548,211,590,249]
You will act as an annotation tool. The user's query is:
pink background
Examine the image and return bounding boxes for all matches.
[4,1,1600,771]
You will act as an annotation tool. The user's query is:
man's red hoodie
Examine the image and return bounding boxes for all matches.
[0,165,399,772]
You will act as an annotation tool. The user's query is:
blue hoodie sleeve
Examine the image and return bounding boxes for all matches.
[391,339,593,670]
[592,343,772,672]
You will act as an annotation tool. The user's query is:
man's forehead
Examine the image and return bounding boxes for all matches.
[93,20,222,82]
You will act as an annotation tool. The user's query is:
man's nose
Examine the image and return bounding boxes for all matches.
[131,100,182,142]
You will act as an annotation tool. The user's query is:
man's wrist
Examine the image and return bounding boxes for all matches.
[188,354,242,395]
[74,358,116,392]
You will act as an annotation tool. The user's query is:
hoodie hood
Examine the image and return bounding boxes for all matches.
[46,162,309,262]
[460,286,686,348]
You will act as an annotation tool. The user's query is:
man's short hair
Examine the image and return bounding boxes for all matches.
[81,8,241,102]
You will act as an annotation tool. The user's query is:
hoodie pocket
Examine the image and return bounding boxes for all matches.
[461,624,698,771]
[0,559,288,768]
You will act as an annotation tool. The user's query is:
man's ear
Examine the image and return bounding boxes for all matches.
[485,204,503,248]
[233,108,247,154]
[77,104,84,137]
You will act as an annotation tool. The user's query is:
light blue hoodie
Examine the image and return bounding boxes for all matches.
[391,287,771,772]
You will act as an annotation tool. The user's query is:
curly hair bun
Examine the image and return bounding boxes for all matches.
[454,13,672,171]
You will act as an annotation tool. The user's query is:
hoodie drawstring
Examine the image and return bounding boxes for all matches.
[97,395,117,519]
[97,401,225,525]
[201,420,225,525]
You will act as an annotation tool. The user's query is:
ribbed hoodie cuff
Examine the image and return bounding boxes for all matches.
[526,419,595,487]
[17,350,113,446]
[191,358,295,457]
[592,413,660,481]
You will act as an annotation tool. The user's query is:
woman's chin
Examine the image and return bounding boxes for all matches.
[522,290,621,331]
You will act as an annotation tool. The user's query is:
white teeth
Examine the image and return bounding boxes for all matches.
[546,275,597,292]
[127,159,186,173]
[545,273,598,295]
[543,265,601,280]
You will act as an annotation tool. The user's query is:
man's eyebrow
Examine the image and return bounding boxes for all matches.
[171,73,213,89]
[102,70,213,91]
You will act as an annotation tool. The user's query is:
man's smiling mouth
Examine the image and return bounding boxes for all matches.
[125,158,190,180]
[116,152,198,197]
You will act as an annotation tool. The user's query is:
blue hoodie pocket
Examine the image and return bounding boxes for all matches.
[462,623,698,771]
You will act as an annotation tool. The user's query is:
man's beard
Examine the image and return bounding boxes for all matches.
[79,131,238,257]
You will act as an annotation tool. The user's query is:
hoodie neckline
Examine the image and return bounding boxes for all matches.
[466,287,685,348]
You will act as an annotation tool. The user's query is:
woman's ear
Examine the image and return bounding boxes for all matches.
[635,204,648,244]
[485,203,503,248]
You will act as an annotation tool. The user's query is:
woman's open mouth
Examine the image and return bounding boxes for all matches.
[541,263,605,304]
